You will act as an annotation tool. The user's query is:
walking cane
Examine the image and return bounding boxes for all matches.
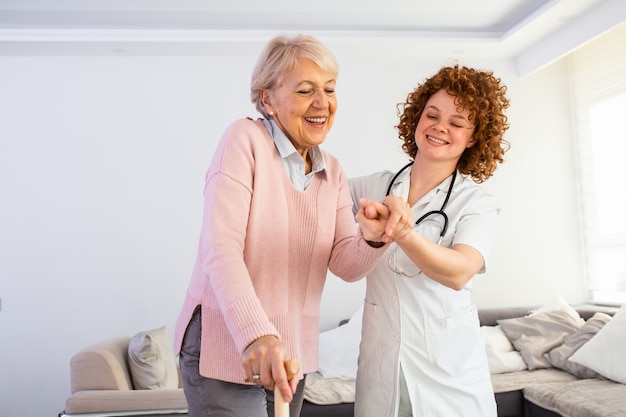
[246,358,300,417]
[275,359,299,417]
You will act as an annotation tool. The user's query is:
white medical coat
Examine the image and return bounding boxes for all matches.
[350,168,498,417]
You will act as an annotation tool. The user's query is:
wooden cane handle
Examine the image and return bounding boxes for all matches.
[283,358,299,380]
[275,358,300,417]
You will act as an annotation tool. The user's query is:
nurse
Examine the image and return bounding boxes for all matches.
[350,65,511,417]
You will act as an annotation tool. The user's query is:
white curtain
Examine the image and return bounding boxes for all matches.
[570,21,626,304]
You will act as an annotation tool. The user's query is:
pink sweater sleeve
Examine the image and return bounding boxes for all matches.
[198,120,280,352]
[324,153,387,281]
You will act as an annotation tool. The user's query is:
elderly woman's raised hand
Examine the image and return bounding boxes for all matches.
[356,196,414,244]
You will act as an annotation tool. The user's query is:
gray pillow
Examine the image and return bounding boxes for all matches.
[128,326,179,389]
[544,312,612,378]
[498,309,583,370]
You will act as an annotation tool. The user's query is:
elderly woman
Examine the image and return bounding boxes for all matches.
[352,65,511,417]
[173,34,391,417]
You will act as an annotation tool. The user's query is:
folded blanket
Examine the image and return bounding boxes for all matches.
[525,379,626,417]
[491,368,576,393]
[303,372,355,405]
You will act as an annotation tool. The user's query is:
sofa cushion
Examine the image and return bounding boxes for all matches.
[64,388,188,414]
[128,326,179,390]
[544,312,612,379]
[569,304,626,384]
[498,309,583,370]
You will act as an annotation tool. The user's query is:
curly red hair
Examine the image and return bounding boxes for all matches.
[396,65,510,183]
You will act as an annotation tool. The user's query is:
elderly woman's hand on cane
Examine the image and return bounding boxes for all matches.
[243,335,300,416]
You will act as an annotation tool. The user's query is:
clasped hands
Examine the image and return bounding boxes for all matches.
[356,195,414,245]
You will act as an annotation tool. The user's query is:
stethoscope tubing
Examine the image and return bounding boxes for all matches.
[385,162,457,242]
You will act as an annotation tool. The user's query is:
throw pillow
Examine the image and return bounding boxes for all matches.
[318,306,362,379]
[544,312,612,378]
[481,325,527,374]
[569,305,626,384]
[498,309,583,370]
[128,326,179,389]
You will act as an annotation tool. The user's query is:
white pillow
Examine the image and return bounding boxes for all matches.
[128,326,179,389]
[569,304,626,384]
[481,325,527,374]
[318,306,362,379]
[531,294,584,325]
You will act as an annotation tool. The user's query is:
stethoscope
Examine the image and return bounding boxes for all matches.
[386,161,457,245]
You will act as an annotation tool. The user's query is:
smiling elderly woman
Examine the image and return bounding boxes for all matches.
[173,34,393,417]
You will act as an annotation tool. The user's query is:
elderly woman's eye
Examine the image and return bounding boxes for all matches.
[325,88,335,95]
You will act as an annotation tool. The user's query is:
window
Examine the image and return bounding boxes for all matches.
[571,21,626,305]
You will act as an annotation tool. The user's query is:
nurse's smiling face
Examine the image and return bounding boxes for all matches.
[414,89,475,164]
[261,57,337,159]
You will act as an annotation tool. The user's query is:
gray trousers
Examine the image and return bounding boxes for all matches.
[179,307,306,417]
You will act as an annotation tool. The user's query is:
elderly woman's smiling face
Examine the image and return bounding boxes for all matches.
[261,57,337,158]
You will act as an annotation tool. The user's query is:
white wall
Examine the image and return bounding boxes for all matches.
[0,38,587,416]
[471,58,587,307]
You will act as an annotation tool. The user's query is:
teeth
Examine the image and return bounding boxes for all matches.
[305,117,326,124]
[427,135,445,144]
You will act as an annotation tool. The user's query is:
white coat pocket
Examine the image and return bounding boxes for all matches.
[425,308,481,376]
[358,299,380,362]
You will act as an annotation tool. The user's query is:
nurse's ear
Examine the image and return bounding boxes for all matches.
[467,138,476,148]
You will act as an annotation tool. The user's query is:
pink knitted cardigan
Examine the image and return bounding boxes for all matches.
[173,118,384,383]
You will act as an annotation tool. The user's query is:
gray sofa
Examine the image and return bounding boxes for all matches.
[480,305,624,417]
[302,305,625,417]
[60,305,624,417]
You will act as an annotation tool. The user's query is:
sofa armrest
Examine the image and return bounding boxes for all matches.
[64,388,188,414]
[70,336,134,393]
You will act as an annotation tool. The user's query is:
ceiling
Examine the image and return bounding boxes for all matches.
[0,0,592,32]
[1,0,624,75]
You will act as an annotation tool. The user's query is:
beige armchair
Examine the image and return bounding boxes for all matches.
[60,335,188,417]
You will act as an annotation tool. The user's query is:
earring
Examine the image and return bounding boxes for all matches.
[268,111,274,116]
